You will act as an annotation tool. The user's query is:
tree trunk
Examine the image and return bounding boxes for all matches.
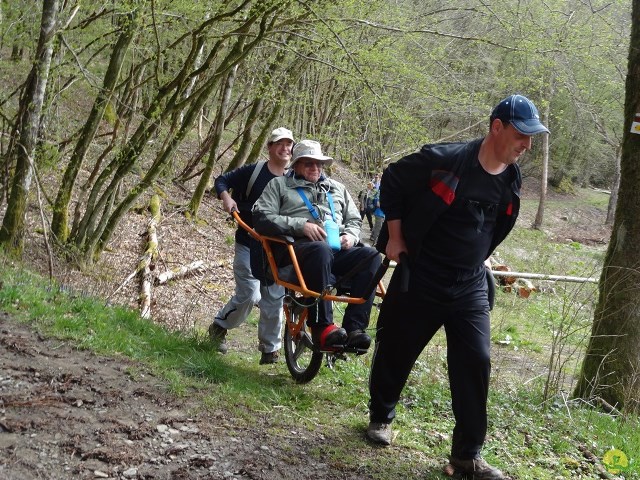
[574,0,640,413]
[0,0,58,254]
[242,48,303,169]
[533,94,552,229]
[90,11,277,260]
[224,97,266,173]
[139,194,161,319]
[69,21,223,252]
[244,102,284,165]
[605,145,621,225]
[52,9,137,243]
[75,8,279,261]
[188,45,243,217]
[71,113,161,252]
[220,37,294,174]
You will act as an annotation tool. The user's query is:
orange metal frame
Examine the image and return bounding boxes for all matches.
[232,211,386,303]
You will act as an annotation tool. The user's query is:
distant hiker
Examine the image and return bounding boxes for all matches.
[366,95,549,480]
[208,127,294,365]
[359,181,375,230]
[372,172,381,189]
[369,201,384,246]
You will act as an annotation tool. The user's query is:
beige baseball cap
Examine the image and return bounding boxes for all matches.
[268,127,294,144]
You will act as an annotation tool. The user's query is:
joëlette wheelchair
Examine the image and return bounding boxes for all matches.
[232,211,388,383]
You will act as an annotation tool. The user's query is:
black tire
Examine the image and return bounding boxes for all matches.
[283,302,323,383]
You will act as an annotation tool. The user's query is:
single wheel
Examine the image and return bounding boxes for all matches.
[283,300,323,383]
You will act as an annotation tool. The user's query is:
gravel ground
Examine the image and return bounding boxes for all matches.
[0,312,379,480]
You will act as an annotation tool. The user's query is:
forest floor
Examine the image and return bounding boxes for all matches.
[0,164,612,480]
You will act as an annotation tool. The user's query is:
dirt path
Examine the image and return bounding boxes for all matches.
[0,312,373,480]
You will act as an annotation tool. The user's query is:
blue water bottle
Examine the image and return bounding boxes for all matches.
[324,218,341,252]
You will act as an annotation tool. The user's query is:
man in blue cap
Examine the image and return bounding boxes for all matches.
[366,95,549,480]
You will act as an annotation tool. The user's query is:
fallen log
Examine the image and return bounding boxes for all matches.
[595,396,621,416]
[156,260,206,285]
[387,261,597,284]
[490,270,598,284]
[107,268,138,302]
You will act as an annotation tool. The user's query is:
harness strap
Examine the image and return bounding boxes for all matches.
[295,187,337,222]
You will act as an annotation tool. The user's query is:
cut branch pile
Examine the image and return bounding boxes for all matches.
[488,257,598,299]
[108,195,207,319]
[489,258,536,298]
[139,195,161,319]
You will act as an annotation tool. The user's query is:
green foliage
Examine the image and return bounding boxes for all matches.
[103,100,118,126]
[556,177,577,195]
[1,0,630,257]
[0,0,636,474]
[35,141,61,171]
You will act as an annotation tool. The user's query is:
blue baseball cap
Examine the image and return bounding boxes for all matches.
[490,94,550,135]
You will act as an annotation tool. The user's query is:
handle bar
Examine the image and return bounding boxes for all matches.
[398,252,410,293]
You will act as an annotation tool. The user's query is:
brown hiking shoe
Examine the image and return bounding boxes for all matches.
[366,422,392,446]
[445,456,509,480]
[259,351,279,365]
[208,323,228,354]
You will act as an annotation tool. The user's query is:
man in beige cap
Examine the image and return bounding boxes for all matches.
[252,139,381,351]
[208,127,294,364]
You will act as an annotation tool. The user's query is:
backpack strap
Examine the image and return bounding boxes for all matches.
[245,161,266,198]
[326,191,337,221]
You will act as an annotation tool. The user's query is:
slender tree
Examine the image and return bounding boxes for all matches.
[0,0,59,254]
[533,88,552,229]
[51,6,139,243]
[187,32,246,218]
[88,4,284,260]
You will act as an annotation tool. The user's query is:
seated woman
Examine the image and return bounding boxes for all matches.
[252,139,381,351]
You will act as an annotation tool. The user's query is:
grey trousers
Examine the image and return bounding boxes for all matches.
[214,242,284,353]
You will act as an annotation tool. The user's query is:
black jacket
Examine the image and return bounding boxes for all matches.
[376,138,521,262]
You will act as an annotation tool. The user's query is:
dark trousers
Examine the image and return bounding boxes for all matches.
[361,209,373,229]
[293,241,381,333]
[368,268,491,459]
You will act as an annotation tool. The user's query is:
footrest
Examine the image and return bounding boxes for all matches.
[316,344,346,354]
[315,345,369,355]
[343,345,369,355]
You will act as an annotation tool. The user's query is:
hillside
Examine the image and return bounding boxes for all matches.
[15,161,611,336]
[1,160,614,480]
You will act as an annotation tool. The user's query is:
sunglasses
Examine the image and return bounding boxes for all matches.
[302,161,323,168]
